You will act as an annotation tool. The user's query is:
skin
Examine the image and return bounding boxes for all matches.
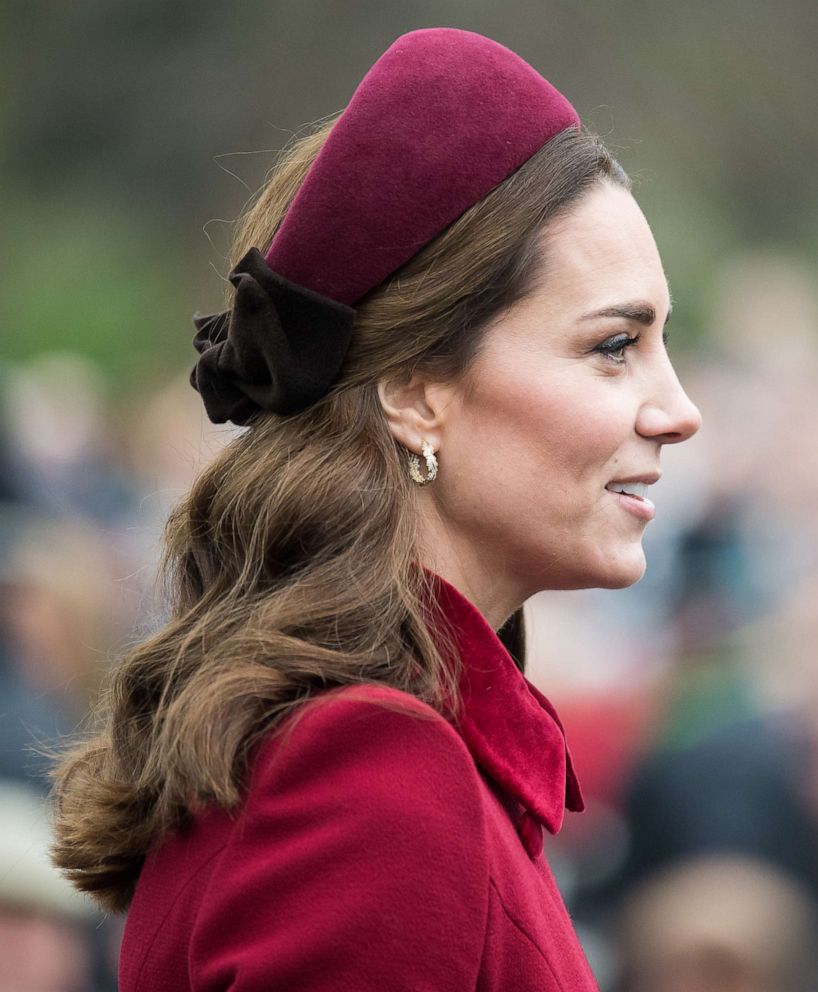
[378,180,702,630]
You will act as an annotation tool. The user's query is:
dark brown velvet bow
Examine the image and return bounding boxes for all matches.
[190,248,356,425]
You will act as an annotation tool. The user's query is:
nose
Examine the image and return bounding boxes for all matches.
[636,356,702,444]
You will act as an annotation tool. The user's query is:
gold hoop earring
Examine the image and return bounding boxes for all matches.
[408,439,438,485]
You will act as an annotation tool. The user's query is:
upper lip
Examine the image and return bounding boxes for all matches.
[607,472,661,486]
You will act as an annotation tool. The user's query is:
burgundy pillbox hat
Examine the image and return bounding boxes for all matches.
[191,27,580,425]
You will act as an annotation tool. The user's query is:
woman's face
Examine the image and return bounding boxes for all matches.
[411,180,702,623]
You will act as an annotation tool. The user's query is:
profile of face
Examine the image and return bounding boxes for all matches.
[379,180,702,626]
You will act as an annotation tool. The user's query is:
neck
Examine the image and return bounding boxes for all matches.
[414,495,524,630]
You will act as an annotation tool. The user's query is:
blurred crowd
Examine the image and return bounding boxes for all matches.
[527,251,818,991]
[0,354,235,990]
[1,249,816,990]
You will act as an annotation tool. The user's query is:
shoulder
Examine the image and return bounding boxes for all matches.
[189,684,491,989]
[250,683,482,812]
[270,681,452,735]
[262,682,459,747]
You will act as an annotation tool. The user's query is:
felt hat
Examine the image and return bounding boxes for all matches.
[191,28,579,424]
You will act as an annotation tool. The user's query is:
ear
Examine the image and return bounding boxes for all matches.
[377,372,454,455]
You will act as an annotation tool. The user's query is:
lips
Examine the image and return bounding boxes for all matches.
[606,472,661,487]
[606,485,656,521]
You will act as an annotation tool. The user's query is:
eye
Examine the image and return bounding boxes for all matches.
[595,332,641,364]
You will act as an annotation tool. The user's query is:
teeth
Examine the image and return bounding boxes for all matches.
[606,482,649,499]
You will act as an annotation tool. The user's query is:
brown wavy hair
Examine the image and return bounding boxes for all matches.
[50,117,629,913]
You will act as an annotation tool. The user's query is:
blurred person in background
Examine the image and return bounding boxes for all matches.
[615,854,818,992]
[0,375,142,990]
[50,28,700,991]
[610,501,818,904]
[3,354,138,526]
[0,780,95,992]
[559,483,818,979]
[0,515,130,790]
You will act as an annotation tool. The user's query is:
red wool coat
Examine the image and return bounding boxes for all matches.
[119,572,599,991]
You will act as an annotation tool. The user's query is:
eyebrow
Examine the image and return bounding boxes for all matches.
[578,301,673,326]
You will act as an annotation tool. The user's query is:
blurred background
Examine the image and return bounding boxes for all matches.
[2,2,817,989]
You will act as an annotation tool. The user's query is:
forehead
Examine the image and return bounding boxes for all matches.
[535,181,670,314]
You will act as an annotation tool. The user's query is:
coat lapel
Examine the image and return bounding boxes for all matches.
[423,569,584,842]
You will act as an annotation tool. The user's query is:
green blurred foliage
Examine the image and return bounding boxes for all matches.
[2,0,816,384]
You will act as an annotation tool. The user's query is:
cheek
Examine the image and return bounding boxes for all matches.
[455,370,626,491]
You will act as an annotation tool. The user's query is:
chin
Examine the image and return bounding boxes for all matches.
[532,563,646,593]
[522,541,648,593]
[595,551,647,589]
[555,548,647,591]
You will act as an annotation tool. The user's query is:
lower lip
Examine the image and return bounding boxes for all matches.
[606,488,656,521]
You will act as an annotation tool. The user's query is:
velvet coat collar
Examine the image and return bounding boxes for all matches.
[424,570,584,852]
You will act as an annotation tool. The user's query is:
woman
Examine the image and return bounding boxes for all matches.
[51,27,701,991]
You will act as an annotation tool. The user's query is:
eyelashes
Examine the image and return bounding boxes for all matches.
[595,333,642,364]
[593,328,672,364]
